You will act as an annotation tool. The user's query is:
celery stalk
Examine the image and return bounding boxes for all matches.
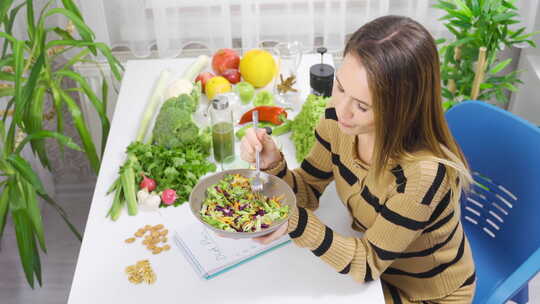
[181,55,209,81]
[136,70,171,142]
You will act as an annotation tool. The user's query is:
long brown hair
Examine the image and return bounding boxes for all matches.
[344,15,471,198]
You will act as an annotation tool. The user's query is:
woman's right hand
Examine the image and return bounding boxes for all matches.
[240,127,282,170]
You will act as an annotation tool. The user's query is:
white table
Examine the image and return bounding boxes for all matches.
[68,55,384,304]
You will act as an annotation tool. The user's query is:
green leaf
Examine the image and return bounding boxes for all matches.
[14,52,45,127]
[51,26,75,41]
[435,38,447,45]
[479,83,494,89]
[0,188,9,241]
[38,193,82,241]
[451,36,476,47]
[433,1,457,11]
[61,0,83,20]
[509,27,525,39]
[61,48,90,70]
[6,155,46,194]
[442,100,457,111]
[21,180,46,253]
[503,83,518,92]
[0,119,5,144]
[493,12,518,22]
[15,130,82,154]
[43,8,96,54]
[56,87,101,173]
[54,70,110,148]
[25,0,35,41]
[453,0,473,17]
[26,86,50,169]
[6,39,24,153]
[0,71,15,81]
[450,19,471,29]
[495,89,508,103]
[0,0,15,24]
[502,0,518,10]
[444,24,461,37]
[12,209,39,288]
[513,31,540,41]
[46,40,124,80]
[50,86,65,156]
[488,58,512,75]
[101,78,109,156]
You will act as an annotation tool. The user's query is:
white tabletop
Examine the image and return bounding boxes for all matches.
[68,54,384,304]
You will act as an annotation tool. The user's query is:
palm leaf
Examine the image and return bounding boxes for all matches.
[47,40,124,80]
[25,0,35,41]
[0,187,9,241]
[26,86,50,169]
[50,86,65,156]
[2,2,27,57]
[38,193,82,241]
[60,0,83,20]
[15,130,82,155]
[51,26,75,41]
[15,52,45,133]
[56,86,100,173]
[55,69,110,155]
[61,48,90,70]
[101,78,109,156]
[6,154,46,194]
[12,209,38,288]
[0,0,16,24]
[6,39,24,153]
[22,180,46,253]
[43,8,96,55]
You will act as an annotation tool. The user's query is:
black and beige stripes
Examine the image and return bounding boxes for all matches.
[265,107,474,301]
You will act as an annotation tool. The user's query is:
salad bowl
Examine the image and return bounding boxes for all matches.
[189,169,297,238]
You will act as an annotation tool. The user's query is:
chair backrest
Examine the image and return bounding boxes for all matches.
[445,101,540,303]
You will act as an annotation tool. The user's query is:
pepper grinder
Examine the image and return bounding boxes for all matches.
[310,47,334,97]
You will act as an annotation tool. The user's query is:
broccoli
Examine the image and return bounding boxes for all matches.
[152,94,200,148]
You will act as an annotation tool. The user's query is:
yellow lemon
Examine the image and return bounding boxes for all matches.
[239,49,277,88]
[205,76,232,100]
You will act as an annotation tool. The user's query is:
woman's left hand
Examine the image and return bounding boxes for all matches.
[252,221,289,245]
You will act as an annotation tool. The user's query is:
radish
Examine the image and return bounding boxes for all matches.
[139,175,156,191]
[161,189,177,205]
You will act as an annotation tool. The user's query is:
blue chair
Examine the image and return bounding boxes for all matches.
[445,100,540,303]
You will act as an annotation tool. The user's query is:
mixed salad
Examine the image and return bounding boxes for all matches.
[200,174,289,232]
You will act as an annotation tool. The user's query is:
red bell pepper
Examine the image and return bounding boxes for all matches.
[239,106,288,125]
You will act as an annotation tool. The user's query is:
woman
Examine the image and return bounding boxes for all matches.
[240,15,476,303]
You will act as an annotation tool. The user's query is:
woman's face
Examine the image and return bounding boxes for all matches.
[332,54,375,136]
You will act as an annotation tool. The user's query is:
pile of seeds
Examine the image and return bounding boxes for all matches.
[125,224,171,254]
[125,259,156,284]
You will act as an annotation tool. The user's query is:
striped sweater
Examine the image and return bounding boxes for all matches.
[265,106,475,301]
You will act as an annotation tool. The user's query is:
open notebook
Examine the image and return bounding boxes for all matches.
[164,204,291,280]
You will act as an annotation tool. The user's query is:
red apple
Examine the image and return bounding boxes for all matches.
[212,48,240,75]
[221,69,241,84]
[195,72,215,93]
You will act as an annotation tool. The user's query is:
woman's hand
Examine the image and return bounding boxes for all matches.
[252,221,289,245]
[240,127,282,170]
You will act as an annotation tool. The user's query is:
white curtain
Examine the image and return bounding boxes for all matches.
[73,0,539,58]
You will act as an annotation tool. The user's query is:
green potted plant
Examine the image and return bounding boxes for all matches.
[435,0,539,110]
[0,0,122,287]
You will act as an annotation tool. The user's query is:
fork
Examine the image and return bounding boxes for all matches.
[251,110,263,194]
